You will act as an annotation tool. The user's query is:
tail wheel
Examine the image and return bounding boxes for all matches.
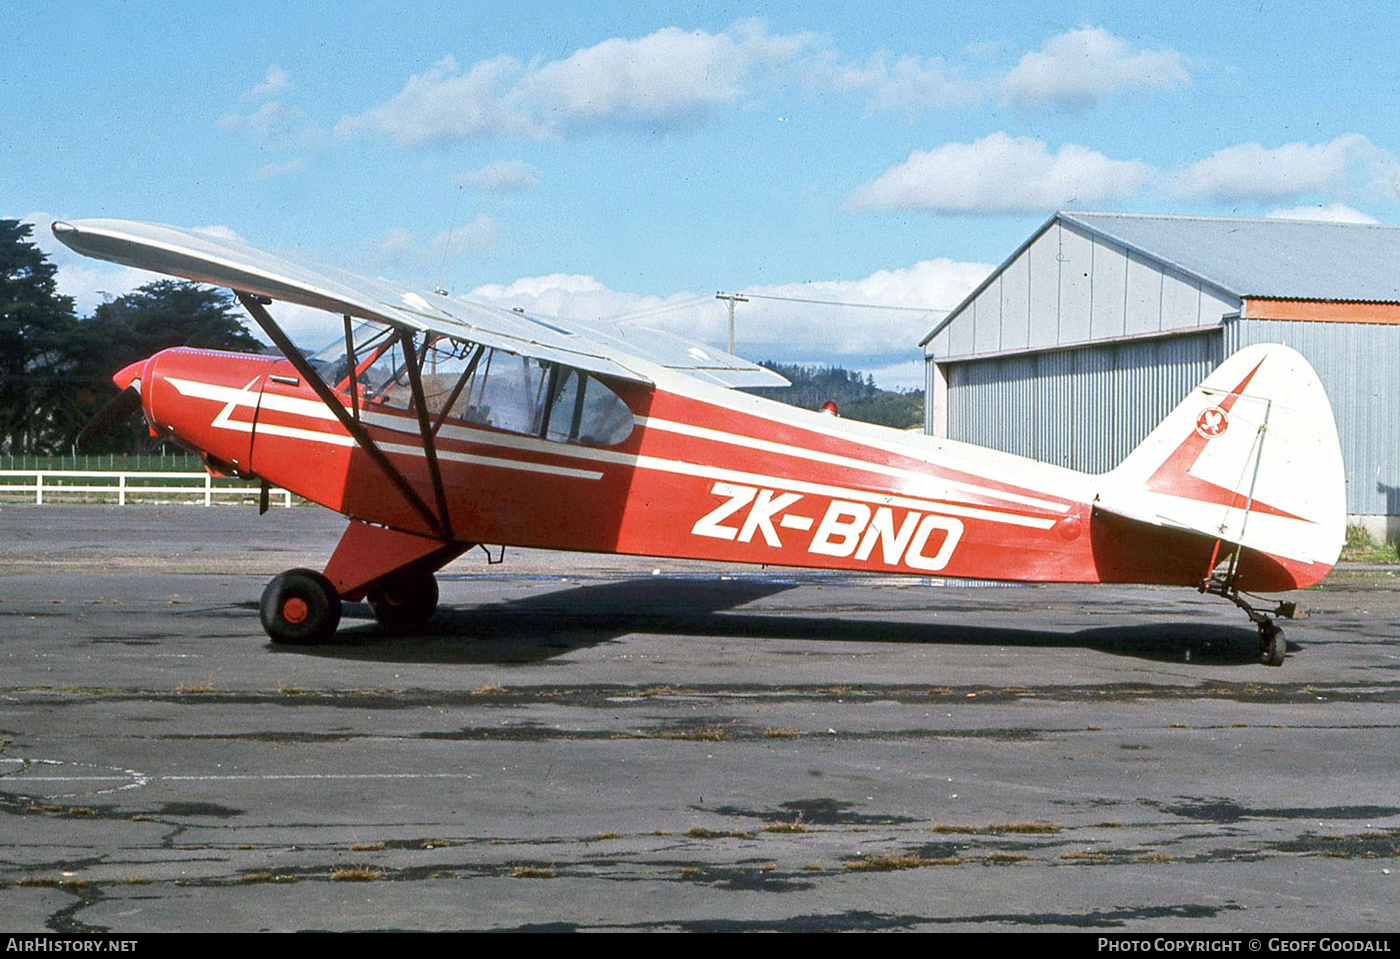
[1260,621,1286,667]
[260,568,341,645]
[367,570,439,631]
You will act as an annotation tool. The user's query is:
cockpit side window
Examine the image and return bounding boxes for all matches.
[309,323,634,446]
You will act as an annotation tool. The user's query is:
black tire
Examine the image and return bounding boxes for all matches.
[260,568,342,645]
[1260,622,1286,667]
[367,570,439,631]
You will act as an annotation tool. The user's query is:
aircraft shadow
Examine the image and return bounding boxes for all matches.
[264,577,1282,668]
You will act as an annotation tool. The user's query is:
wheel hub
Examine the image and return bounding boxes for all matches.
[282,596,309,624]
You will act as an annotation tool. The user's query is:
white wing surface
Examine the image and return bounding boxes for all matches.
[53,219,787,388]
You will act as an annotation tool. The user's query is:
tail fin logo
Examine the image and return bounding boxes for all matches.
[1195,406,1229,439]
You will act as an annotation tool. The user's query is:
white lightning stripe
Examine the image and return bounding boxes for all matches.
[168,377,600,480]
[636,416,1071,514]
[165,377,1055,529]
[378,442,603,481]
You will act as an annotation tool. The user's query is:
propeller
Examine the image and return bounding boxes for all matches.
[75,385,143,452]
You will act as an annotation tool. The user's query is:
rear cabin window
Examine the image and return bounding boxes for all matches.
[309,323,634,447]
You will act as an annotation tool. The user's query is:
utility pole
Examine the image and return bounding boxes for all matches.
[715,292,748,354]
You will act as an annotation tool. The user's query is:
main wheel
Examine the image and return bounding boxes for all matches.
[367,570,439,631]
[260,568,342,645]
[1260,622,1286,667]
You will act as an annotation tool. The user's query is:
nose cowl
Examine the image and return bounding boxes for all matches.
[113,358,146,392]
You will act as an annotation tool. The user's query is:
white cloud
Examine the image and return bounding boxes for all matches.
[1265,203,1381,224]
[830,52,982,112]
[338,22,815,145]
[251,158,308,181]
[459,159,540,192]
[1001,26,1189,110]
[364,217,501,276]
[847,133,1153,213]
[221,100,325,152]
[1170,134,1394,203]
[249,65,292,100]
[466,256,990,388]
[434,214,499,259]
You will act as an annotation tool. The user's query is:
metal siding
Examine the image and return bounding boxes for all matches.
[1028,225,1062,350]
[1161,265,1203,333]
[1201,284,1239,325]
[998,251,1031,352]
[1090,236,1128,339]
[924,357,936,433]
[1228,318,1400,515]
[1124,249,1163,336]
[1058,226,1094,344]
[949,291,976,355]
[944,332,1224,474]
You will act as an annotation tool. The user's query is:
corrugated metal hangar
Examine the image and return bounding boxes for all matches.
[921,211,1400,535]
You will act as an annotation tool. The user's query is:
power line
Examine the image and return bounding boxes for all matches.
[736,291,952,313]
[598,294,713,324]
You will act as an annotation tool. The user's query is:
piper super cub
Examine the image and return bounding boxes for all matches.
[55,219,1346,666]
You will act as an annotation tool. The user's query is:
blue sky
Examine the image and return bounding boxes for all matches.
[7,1,1400,387]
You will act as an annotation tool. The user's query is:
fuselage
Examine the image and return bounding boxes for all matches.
[122,345,1327,592]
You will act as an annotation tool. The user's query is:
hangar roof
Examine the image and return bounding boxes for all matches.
[1060,211,1400,303]
[920,211,1400,347]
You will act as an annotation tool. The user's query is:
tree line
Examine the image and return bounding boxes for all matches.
[0,219,261,454]
[752,361,925,429]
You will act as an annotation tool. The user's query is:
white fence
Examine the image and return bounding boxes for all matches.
[0,470,294,507]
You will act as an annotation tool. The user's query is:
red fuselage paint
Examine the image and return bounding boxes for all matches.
[134,346,1330,593]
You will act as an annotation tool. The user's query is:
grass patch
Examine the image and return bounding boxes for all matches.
[1060,851,1109,862]
[658,726,731,742]
[685,826,748,839]
[1137,853,1174,862]
[762,727,802,739]
[330,865,386,882]
[845,854,964,872]
[929,823,981,834]
[589,832,621,841]
[763,816,807,834]
[351,842,386,852]
[510,865,556,879]
[471,683,506,696]
[1342,525,1400,562]
[985,853,1029,864]
[175,679,215,695]
[989,822,1061,834]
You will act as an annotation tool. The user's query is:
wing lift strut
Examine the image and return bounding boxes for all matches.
[235,292,453,543]
[1194,399,1299,667]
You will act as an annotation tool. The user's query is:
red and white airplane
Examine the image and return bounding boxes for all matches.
[55,219,1346,666]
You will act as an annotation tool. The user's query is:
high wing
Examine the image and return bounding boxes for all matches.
[51,218,787,389]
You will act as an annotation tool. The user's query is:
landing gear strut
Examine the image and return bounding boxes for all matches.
[1199,572,1297,667]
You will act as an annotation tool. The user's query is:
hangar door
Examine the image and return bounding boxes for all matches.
[942,331,1223,475]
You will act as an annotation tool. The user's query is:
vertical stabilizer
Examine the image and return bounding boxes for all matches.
[1096,344,1345,587]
